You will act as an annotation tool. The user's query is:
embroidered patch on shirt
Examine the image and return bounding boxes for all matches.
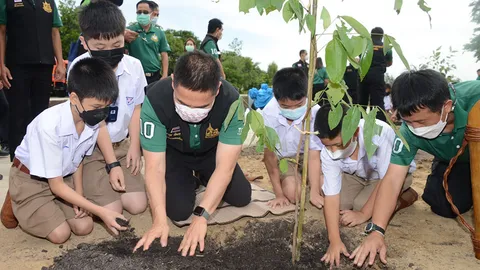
[126,97,134,105]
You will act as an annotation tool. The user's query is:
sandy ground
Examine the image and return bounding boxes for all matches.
[1,149,480,269]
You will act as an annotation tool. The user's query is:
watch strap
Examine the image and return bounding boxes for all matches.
[193,206,210,221]
[105,161,121,174]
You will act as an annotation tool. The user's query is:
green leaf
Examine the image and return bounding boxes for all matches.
[386,34,410,71]
[279,159,289,174]
[224,100,239,131]
[256,135,265,153]
[256,0,270,9]
[394,0,403,14]
[306,14,316,34]
[241,122,250,143]
[328,104,344,130]
[383,35,393,57]
[237,96,245,122]
[351,36,366,58]
[282,1,294,22]
[265,6,278,14]
[271,0,285,11]
[239,0,256,13]
[325,35,347,83]
[257,5,264,15]
[289,0,302,20]
[326,82,346,106]
[249,110,265,133]
[363,108,380,159]
[341,106,361,145]
[265,126,280,152]
[320,7,331,30]
[359,38,373,81]
[417,0,431,12]
[341,16,370,38]
[336,25,352,56]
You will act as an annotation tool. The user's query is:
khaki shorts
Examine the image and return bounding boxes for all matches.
[280,155,304,181]
[82,139,145,206]
[340,173,413,211]
[9,166,75,238]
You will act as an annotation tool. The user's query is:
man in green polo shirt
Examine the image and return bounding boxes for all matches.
[350,69,480,267]
[133,51,251,256]
[126,0,170,85]
[200,18,226,79]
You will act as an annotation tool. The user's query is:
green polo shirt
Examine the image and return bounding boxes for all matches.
[313,67,329,85]
[140,97,243,152]
[391,80,480,166]
[126,23,170,73]
[202,40,219,60]
[0,0,62,27]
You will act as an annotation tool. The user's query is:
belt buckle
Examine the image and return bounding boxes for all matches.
[145,73,152,77]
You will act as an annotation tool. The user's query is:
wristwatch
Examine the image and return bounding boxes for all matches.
[364,222,385,236]
[193,206,210,221]
[105,161,121,174]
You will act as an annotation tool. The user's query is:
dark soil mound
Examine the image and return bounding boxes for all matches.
[45,220,391,270]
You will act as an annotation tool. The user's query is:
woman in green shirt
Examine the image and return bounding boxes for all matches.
[313,57,329,105]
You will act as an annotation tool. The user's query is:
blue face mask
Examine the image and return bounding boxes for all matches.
[279,101,307,121]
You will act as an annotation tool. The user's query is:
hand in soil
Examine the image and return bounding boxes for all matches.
[109,167,125,192]
[267,196,291,209]
[321,241,350,269]
[309,191,324,209]
[340,210,370,227]
[133,222,170,252]
[178,216,207,256]
[99,209,128,235]
[350,232,387,267]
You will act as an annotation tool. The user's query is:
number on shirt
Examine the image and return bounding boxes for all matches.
[392,137,404,154]
[140,119,155,139]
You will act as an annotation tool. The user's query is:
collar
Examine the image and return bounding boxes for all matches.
[58,101,77,137]
[449,85,467,132]
[115,57,130,77]
[207,34,219,43]
[138,23,153,33]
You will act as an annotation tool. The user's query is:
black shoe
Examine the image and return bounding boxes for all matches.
[0,145,9,157]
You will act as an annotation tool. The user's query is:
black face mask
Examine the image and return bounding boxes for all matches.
[75,103,110,127]
[88,46,124,68]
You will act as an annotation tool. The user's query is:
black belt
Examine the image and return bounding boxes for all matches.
[145,71,159,77]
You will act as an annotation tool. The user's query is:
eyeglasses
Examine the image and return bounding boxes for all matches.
[136,10,150,15]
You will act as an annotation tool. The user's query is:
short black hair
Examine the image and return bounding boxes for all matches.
[477,68,480,73]
[391,69,450,117]
[208,18,223,34]
[314,103,349,139]
[299,49,307,56]
[371,27,384,41]
[173,51,221,94]
[68,58,118,103]
[316,57,323,68]
[136,0,151,9]
[149,1,158,10]
[272,68,307,101]
[79,0,126,41]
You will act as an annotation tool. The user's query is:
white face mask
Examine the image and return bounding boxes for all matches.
[326,138,358,160]
[407,106,449,139]
[174,99,214,123]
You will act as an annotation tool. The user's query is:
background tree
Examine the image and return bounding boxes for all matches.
[419,46,461,83]
[229,38,244,55]
[164,29,201,75]
[222,50,267,93]
[266,62,278,85]
[465,0,480,61]
[58,0,81,60]
[384,73,395,85]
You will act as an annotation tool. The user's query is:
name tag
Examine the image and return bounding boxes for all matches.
[106,106,118,123]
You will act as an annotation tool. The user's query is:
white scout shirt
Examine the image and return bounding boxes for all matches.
[15,101,100,178]
[321,119,416,196]
[68,53,147,143]
[262,98,323,158]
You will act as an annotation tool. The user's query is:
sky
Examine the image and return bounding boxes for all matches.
[113,0,478,81]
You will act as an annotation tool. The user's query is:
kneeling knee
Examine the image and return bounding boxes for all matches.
[47,223,71,244]
[167,205,194,222]
[124,203,147,215]
[71,218,94,236]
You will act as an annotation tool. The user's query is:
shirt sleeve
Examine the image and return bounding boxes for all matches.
[140,97,167,152]
[157,30,171,53]
[321,150,343,196]
[134,60,147,105]
[322,68,329,80]
[52,0,63,28]
[219,110,243,145]
[385,50,393,62]
[29,125,63,179]
[390,124,419,166]
[203,40,219,59]
[309,108,323,151]
[375,124,395,179]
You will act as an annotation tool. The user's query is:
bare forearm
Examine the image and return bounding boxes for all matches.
[96,124,117,164]
[324,195,341,243]
[128,106,141,149]
[0,26,6,65]
[52,28,63,62]
[372,178,402,229]
[145,167,167,224]
[161,53,168,77]
[308,151,322,195]
[50,179,103,216]
[264,152,283,197]
[73,163,84,195]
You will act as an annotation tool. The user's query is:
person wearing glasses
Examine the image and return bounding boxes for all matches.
[126,0,170,85]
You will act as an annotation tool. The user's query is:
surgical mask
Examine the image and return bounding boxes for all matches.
[75,103,110,127]
[326,138,358,160]
[185,45,195,52]
[137,14,151,26]
[175,100,214,123]
[88,47,124,68]
[279,101,307,121]
[407,106,449,139]
[151,16,158,25]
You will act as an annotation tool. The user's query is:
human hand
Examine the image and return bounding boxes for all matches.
[1,65,12,89]
[126,145,142,176]
[124,29,139,43]
[109,166,125,192]
[267,196,291,209]
[178,216,207,256]
[98,209,128,235]
[349,232,387,267]
[340,210,370,227]
[321,241,350,269]
[134,222,170,252]
[54,62,66,81]
[309,190,324,209]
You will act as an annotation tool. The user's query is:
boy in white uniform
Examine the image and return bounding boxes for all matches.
[68,1,147,215]
[314,104,417,267]
[1,58,128,243]
[262,68,324,209]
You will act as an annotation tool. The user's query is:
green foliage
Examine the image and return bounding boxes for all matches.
[384,34,410,71]
[279,159,289,174]
[320,7,331,30]
[359,38,374,80]
[394,0,403,14]
[325,35,347,83]
[164,29,202,75]
[222,50,268,93]
[340,16,370,38]
[363,108,382,158]
[58,0,81,60]
[328,104,343,130]
[306,14,316,33]
[465,0,480,61]
[225,99,241,131]
[266,62,278,85]
[418,46,461,83]
[341,106,361,146]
